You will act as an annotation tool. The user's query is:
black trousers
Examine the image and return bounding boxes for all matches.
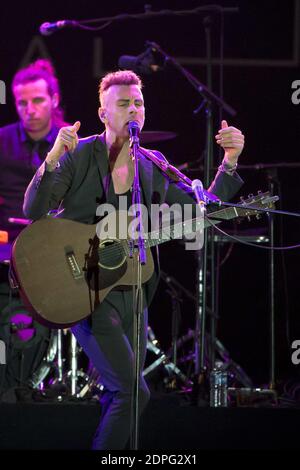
[71,290,150,450]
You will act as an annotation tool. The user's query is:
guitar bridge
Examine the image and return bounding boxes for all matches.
[65,246,83,280]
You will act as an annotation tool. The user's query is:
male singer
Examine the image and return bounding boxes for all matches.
[24,70,245,449]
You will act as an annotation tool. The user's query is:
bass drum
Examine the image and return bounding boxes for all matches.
[0,294,54,394]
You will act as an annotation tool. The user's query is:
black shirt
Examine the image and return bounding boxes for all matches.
[0,121,59,241]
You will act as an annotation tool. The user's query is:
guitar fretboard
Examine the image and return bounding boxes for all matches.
[120,204,239,253]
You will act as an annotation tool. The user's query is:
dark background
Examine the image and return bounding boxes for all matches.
[1,0,299,386]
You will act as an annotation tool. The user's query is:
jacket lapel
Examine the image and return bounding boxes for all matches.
[93,133,110,198]
[93,134,154,209]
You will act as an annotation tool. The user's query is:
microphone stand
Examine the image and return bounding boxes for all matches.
[193,17,215,405]
[266,168,278,390]
[192,179,209,397]
[41,6,239,35]
[204,15,217,382]
[129,122,146,451]
[144,39,237,405]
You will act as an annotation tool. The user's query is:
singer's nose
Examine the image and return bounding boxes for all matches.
[129,101,140,113]
[129,109,137,118]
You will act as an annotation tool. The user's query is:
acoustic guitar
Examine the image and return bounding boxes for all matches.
[12,192,277,328]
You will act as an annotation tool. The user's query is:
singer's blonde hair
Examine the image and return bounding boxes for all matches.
[99,70,142,105]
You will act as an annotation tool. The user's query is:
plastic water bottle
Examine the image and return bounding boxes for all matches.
[210,361,228,407]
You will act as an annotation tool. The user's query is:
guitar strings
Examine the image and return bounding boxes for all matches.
[95,197,271,264]
[96,218,200,264]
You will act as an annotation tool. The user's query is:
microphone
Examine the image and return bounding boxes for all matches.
[192,179,207,206]
[118,48,160,75]
[39,20,77,36]
[128,121,140,138]
[128,121,140,149]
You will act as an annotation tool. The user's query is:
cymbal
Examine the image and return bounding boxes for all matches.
[140,130,177,144]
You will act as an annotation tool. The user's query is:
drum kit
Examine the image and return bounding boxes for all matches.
[1,133,298,401]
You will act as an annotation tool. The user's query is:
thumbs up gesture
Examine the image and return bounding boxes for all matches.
[47,121,81,165]
[215,120,245,166]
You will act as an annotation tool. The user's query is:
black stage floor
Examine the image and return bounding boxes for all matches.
[0,393,299,450]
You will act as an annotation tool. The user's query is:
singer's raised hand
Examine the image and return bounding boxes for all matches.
[46,121,81,168]
[215,120,245,166]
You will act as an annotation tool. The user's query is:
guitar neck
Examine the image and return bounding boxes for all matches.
[118,192,272,252]
[139,205,240,250]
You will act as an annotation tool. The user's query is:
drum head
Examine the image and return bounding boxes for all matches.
[0,296,51,396]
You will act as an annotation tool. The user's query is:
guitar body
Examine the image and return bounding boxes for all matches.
[12,213,154,328]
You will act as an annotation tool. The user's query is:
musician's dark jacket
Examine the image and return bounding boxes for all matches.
[23,134,243,307]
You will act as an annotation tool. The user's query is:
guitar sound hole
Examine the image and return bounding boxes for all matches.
[98,240,126,270]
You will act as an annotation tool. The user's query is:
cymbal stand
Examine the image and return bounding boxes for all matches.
[143,326,193,388]
[70,332,78,396]
[57,329,64,385]
[166,281,182,368]
[46,329,66,400]
[45,330,77,399]
[160,271,253,391]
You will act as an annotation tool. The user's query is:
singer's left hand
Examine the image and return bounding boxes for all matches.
[215,120,245,166]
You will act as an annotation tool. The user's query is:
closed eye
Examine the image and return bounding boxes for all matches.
[117,99,144,107]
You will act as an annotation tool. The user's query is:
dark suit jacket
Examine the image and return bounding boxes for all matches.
[23,134,243,306]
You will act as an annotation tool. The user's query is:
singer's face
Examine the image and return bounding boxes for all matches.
[13,79,58,139]
[100,84,145,139]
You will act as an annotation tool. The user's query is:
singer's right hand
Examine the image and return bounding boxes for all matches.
[46,121,81,163]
